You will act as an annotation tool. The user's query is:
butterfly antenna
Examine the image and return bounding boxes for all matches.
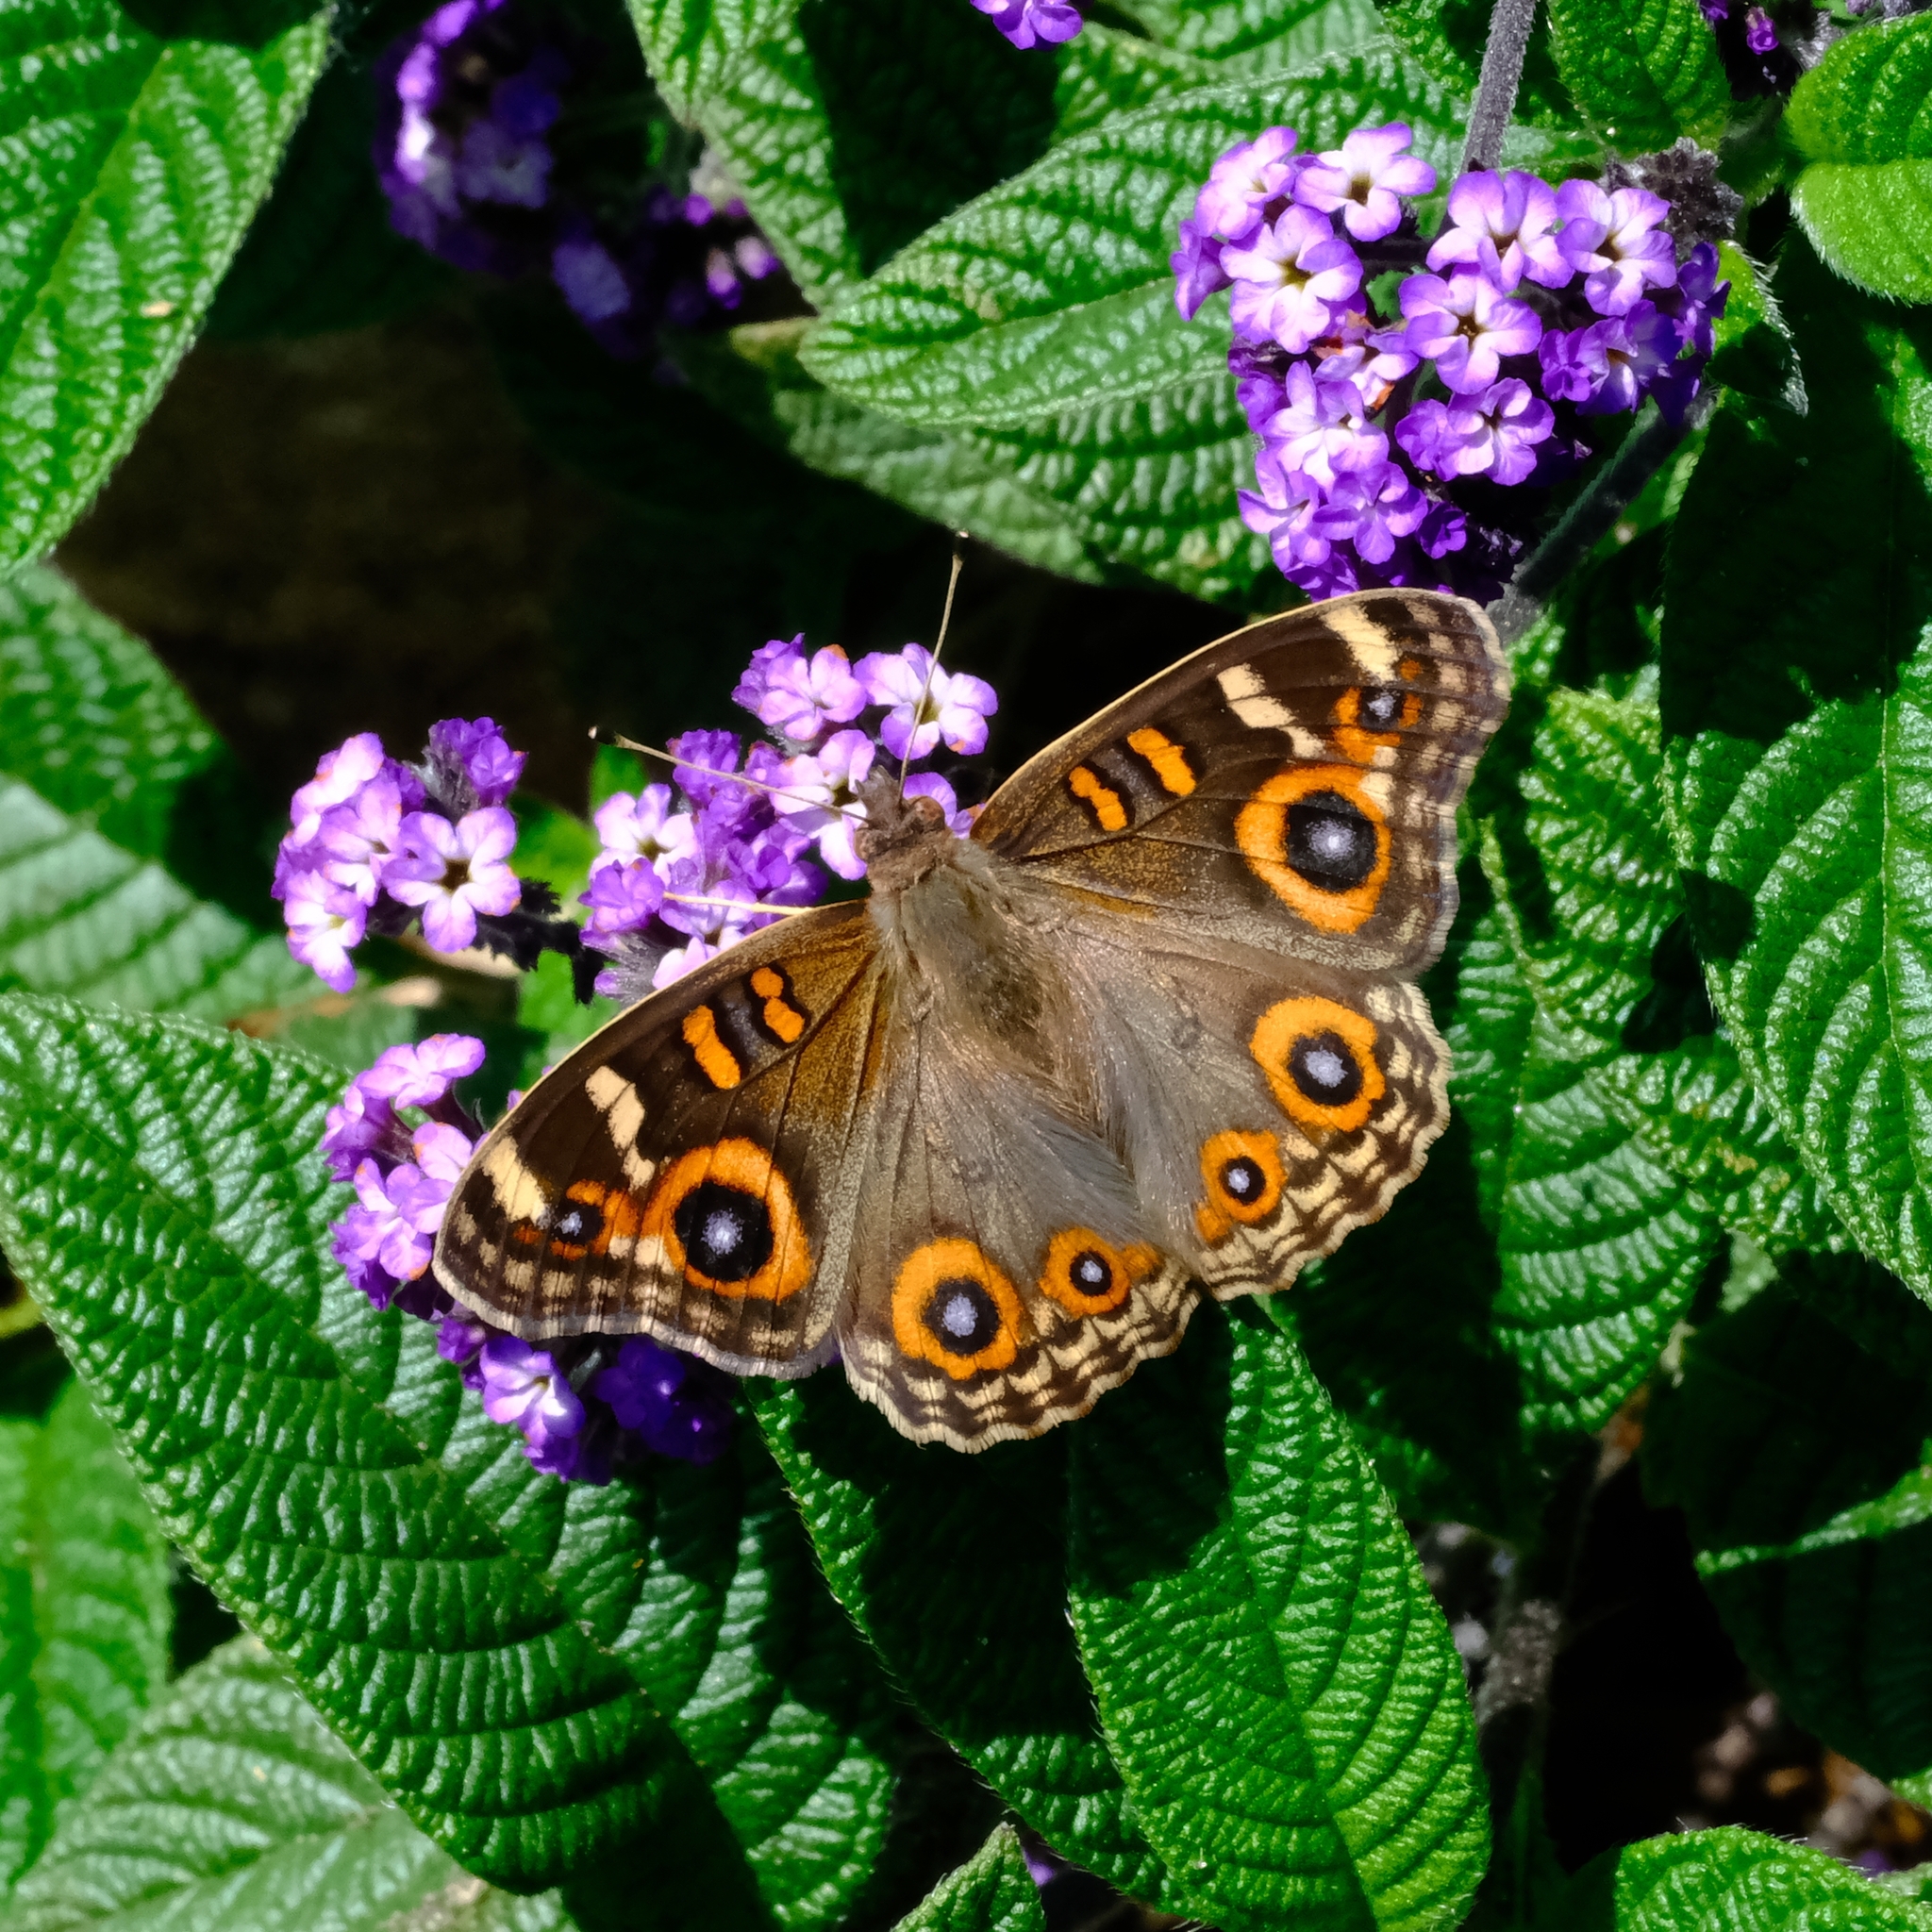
[589,726,863,821]
[898,533,969,791]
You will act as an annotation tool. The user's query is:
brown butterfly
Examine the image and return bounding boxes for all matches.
[431,590,1508,1450]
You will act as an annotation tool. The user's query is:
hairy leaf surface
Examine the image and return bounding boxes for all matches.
[0,0,327,573]
[1067,1304,1487,1932]
[1542,0,1727,151]
[0,996,897,1913]
[1111,0,1383,71]
[1660,239,1932,1305]
[0,1377,171,1890]
[889,1825,1045,1932]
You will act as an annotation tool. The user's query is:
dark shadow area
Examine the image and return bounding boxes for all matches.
[119,0,312,46]
[1619,914,1718,1055]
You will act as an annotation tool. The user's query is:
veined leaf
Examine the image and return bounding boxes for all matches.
[799,52,1464,431]
[1789,14,1932,304]
[751,1378,1173,1909]
[0,0,328,574]
[1645,1257,1932,1788]
[1561,1824,1932,1928]
[889,1826,1044,1932]
[3,1638,483,1932]
[1110,0,1385,72]
[1373,0,1579,128]
[0,995,899,1913]
[1066,1303,1487,1932]
[0,1376,171,1890]
[625,0,796,120]
[1503,688,1840,1253]
[1659,238,1932,1306]
[1542,0,1728,152]
[1455,891,1721,1433]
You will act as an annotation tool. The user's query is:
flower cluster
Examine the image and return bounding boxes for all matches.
[375,0,781,358]
[582,636,994,998]
[1174,125,1727,603]
[325,1035,733,1480]
[971,0,1082,48]
[275,717,559,991]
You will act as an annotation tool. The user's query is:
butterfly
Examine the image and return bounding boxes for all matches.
[432,590,1508,1450]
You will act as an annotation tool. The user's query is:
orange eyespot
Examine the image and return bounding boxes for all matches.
[1037,1229,1159,1317]
[1332,685,1423,765]
[1233,764,1391,932]
[535,1178,645,1262]
[1250,997,1384,1135]
[640,1139,812,1301]
[1194,1130,1286,1244]
[891,1239,1025,1379]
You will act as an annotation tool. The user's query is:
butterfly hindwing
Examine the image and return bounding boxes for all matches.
[972,588,1507,977]
[433,901,881,1376]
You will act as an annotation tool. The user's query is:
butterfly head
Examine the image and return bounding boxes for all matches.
[854,770,956,894]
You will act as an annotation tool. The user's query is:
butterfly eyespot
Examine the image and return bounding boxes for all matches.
[1038,1228,1158,1316]
[1250,997,1386,1135]
[1195,1130,1287,1243]
[891,1239,1024,1379]
[1234,765,1391,932]
[641,1140,812,1301]
[1332,685,1424,765]
[508,1179,641,1261]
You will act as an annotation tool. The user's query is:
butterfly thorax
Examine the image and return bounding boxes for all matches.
[852,772,958,894]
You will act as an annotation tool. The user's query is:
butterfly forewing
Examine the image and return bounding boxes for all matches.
[971,589,1507,977]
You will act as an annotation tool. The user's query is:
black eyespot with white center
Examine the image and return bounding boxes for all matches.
[551,1198,604,1246]
[1358,687,1404,730]
[1069,1249,1113,1297]
[1221,1157,1267,1204]
[1289,1029,1364,1107]
[924,1276,1002,1355]
[1286,791,1378,890]
[673,1181,774,1282]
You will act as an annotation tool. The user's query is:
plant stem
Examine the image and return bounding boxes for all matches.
[1488,385,1719,646]
[1462,0,1540,175]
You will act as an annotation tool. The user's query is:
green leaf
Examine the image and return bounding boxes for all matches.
[1454,884,1721,1433]
[1542,0,1728,152]
[1659,236,1932,1307]
[799,52,1465,431]
[0,1376,172,1890]
[3,1637,483,1932]
[889,1825,1044,1932]
[0,996,899,1913]
[0,0,329,574]
[1501,688,1840,1253]
[1788,16,1932,303]
[751,1380,1173,1908]
[1372,0,1579,129]
[1645,1257,1932,1786]
[1560,1824,1932,1928]
[1067,1303,1487,1932]
[1110,0,1385,72]
[206,57,453,341]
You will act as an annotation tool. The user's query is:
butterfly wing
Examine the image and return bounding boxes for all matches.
[433,900,885,1378]
[971,588,1507,976]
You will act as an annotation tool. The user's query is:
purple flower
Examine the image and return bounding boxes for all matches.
[1293,123,1436,242]
[1320,310,1420,397]
[322,1082,401,1183]
[282,871,366,991]
[358,1033,488,1110]
[595,1337,731,1464]
[1555,180,1676,315]
[734,636,867,744]
[1656,240,1728,358]
[1394,379,1553,484]
[1260,362,1388,489]
[775,729,875,879]
[1173,216,1233,321]
[313,773,405,907]
[970,0,1083,47]
[478,1334,585,1450]
[856,646,998,761]
[386,808,522,951]
[428,717,525,808]
[340,1122,473,1287]
[1224,205,1363,355]
[1195,127,1300,242]
[667,729,749,814]
[1539,302,1683,414]
[1426,170,1571,291]
[1744,4,1777,52]
[1239,455,1336,578]
[593,787,698,872]
[1313,460,1427,565]
[725,819,823,908]
[437,1311,491,1386]
[581,858,667,937]
[1398,270,1542,393]
[288,733,388,848]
